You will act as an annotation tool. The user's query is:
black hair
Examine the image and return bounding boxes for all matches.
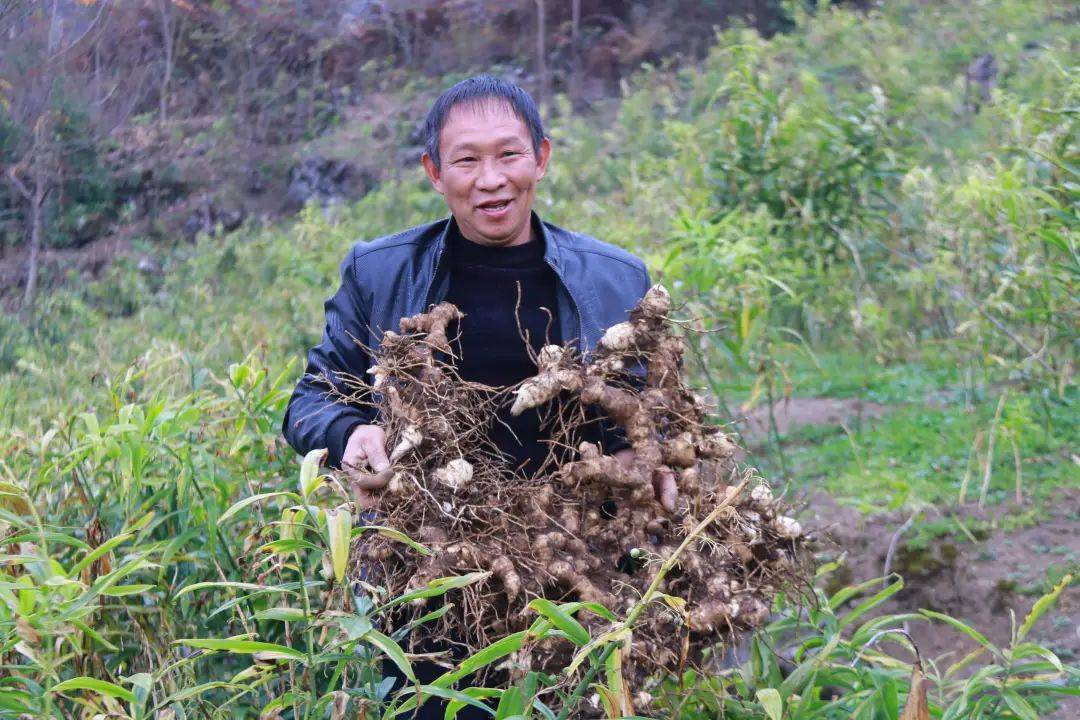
[423,74,545,169]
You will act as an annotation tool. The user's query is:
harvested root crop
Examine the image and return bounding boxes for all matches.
[341,289,809,695]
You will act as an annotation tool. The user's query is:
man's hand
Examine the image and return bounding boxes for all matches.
[343,425,391,509]
[613,447,679,513]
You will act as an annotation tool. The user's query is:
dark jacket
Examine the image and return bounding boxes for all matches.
[281,213,652,464]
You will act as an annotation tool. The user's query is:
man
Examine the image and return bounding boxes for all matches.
[282,74,676,509]
[281,75,676,716]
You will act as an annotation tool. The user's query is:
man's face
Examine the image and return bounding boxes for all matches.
[422,100,551,247]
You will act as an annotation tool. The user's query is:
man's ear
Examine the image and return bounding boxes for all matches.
[422,153,444,195]
[535,137,552,181]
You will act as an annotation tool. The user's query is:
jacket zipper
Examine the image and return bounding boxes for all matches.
[422,239,447,309]
[546,258,586,353]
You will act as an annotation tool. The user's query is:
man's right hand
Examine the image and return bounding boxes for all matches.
[342,425,392,509]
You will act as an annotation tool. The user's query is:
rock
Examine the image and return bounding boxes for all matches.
[965,53,998,114]
[370,122,391,141]
[283,155,371,214]
[181,196,246,242]
[217,206,246,232]
[396,146,424,168]
[245,167,266,195]
[136,256,163,276]
[72,211,109,247]
[182,198,214,242]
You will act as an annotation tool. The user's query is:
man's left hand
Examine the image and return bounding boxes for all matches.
[613,448,679,512]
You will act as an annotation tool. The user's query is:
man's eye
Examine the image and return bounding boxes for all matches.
[454,157,476,164]
[502,151,520,158]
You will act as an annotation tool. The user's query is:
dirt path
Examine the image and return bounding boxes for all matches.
[736,396,891,445]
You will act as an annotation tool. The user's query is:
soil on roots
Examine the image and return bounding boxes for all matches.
[341,286,811,689]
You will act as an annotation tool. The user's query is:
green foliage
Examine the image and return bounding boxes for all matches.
[4,379,1073,718]
[1,1,1078,717]
[648,570,1078,719]
[0,99,117,250]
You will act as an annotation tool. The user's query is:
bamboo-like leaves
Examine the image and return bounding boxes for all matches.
[50,677,136,703]
[218,491,301,526]
[1017,573,1072,643]
[756,688,783,720]
[175,637,306,662]
[527,599,590,647]
[300,448,328,496]
[323,505,351,583]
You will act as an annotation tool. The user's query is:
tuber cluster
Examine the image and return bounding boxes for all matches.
[343,286,808,690]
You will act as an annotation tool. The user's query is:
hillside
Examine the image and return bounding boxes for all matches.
[0,1,1077,718]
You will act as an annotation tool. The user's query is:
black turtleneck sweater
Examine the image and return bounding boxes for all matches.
[443,223,561,475]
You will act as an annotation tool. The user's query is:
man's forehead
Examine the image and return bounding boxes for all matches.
[441,100,529,144]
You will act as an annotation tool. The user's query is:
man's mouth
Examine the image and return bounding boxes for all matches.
[477,198,512,216]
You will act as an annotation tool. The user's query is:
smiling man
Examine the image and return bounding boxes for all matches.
[283,74,676,508]
[281,72,674,719]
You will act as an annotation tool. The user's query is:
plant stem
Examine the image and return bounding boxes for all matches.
[557,479,749,719]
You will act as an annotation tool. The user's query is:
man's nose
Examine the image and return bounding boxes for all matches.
[475,158,506,191]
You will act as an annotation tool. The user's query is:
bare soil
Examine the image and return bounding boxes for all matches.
[737,396,891,445]
[729,394,1077,715]
[802,481,1079,716]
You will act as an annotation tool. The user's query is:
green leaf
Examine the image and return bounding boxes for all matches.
[780,633,840,700]
[300,448,328,496]
[70,619,118,651]
[756,688,783,720]
[527,598,590,646]
[558,601,617,622]
[920,610,998,657]
[174,580,297,600]
[174,638,306,662]
[102,584,154,597]
[159,681,246,706]
[840,577,903,628]
[218,492,301,526]
[434,632,528,688]
[1010,643,1064,672]
[325,506,352,582]
[67,533,133,579]
[393,604,451,640]
[50,677,135,703]
[1017,573,1072,642]
[1001,690,1038,720]
[365,629,415,683]
[494,687,526,719]
[366,525,431,555]
[257,538,323,555]
[381,571,491,611]
[567,625,631,676]
[339,614,373,640]
[828,576,888,610]
[252,607,306,623]
[387,685,497,718]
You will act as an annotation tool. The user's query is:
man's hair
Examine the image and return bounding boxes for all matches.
[423,74,545,170]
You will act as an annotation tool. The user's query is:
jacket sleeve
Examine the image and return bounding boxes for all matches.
[281,244,378,468]
[598,262,653,455]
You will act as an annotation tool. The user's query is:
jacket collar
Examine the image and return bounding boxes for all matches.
[425,211,587,349]
[434,210,561,261]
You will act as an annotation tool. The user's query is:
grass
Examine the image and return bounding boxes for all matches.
[759,388,1078,514]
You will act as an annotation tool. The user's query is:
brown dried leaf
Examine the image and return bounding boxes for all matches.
[900,661,930,720]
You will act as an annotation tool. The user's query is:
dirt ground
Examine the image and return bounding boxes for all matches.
[738,396,891,441]
[806,492,1079,716]
[739,396,1079,716]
